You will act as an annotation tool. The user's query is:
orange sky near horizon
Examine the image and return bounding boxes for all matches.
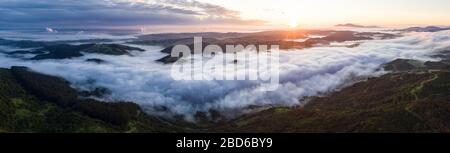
[197,0,450,28]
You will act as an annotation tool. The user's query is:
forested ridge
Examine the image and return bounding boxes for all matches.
[1,62,449,132]
[0,67,185,132]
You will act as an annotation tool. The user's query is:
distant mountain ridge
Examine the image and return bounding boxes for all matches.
[335,23,381,28]
[398,26,450,32]
[4,43,145,60]
[149,30,397,64]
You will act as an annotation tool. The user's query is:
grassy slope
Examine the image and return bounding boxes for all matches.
[215,72,450,133]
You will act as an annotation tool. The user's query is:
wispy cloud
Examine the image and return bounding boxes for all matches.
[0,0,264,28]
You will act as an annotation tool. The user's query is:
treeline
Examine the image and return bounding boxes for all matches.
[75,100,141,126]
[11,66,78,107]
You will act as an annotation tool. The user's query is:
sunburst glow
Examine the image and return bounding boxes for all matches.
[289,18,299,28]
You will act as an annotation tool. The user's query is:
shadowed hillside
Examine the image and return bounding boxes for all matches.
[0,67,186,132]
[214,71,450,132]
[1,57,449,132]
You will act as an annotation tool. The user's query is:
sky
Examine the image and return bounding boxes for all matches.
[0,0,450,31]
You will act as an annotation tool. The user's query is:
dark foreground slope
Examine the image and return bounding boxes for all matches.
[215,71,450,132]
[0,67,185,133]
[1,63,449,133]
[213,54,450,133]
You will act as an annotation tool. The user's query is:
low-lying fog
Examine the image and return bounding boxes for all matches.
[1,30,449,120]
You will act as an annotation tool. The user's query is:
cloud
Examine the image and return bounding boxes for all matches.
[46,27,57,33]
[1,30,449,120]
[0,0,264,28]
[161,0,240,17]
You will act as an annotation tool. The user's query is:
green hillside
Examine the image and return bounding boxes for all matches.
[0,67,185,133]
[215,71,450,132]
[1,62,449,133]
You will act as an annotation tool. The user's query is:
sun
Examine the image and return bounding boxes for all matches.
[289,18,299,28]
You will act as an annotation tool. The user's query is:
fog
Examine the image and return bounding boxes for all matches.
[1,30,449,120]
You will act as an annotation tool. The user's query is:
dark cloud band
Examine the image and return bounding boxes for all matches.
[0,0,264,28]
